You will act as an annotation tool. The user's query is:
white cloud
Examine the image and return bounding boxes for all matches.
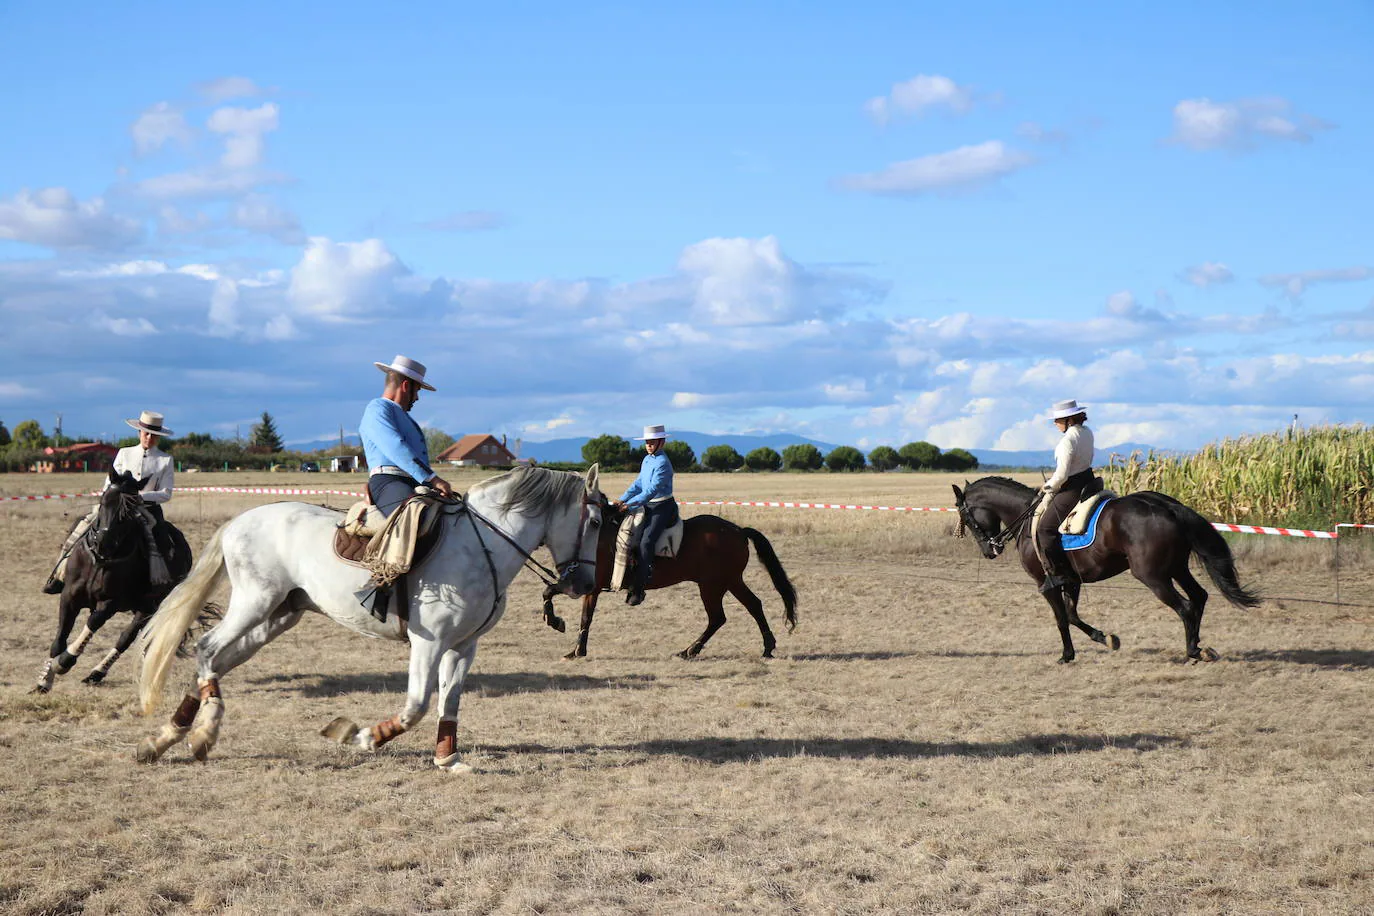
[93,312,158,336]
[287,237,409,320]
[197,76,272,102]
[131,102,193,155]
[864,74,975,124]
[207,103,279,169]
[1259,266,1372,302]
[208,278,240,335]
[0,187,143,250]
[230,195,303,243]
[1182,262,1234,287]
[837,141,1033,196]
[1169,97,1334,151]
[0,381,41,399]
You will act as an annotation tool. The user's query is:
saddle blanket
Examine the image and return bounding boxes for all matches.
[1062,496,1113,551]
[611,510,684,591]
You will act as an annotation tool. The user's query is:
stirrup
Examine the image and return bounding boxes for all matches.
[1039,575,1066,594]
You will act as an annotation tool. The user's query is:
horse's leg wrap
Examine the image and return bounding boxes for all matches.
[369,715,407,749]
[83,648,122,684]
[434,718,459,766]
[32,658,56,694]
[136,693,200,763]
[187,679,224,762]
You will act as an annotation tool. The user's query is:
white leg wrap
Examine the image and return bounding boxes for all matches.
[33,659,55,693]
[187,696,224,761]
[91,648,120,676]
[67,626,95,657]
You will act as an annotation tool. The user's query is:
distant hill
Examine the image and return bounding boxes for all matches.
[288,435,362,453]
[970,441,1171,469]
[518,430,842,464]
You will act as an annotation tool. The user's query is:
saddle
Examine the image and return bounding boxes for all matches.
[334,495,447,621]
[610,512,684,591]
[1060,488,1116,536]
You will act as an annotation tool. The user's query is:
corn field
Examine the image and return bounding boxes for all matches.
[1103,424,1374,529]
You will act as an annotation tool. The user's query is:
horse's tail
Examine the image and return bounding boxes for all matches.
[138,522,230,715]
[1139,492,1262,608]
[741,527,799,632]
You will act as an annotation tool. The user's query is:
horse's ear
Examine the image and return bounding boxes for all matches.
[108,467,120,486]
[951,484,964,503]
[585,462,600,494]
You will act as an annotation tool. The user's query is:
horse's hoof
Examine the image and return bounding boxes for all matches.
[434,753,475,774]
[562,649,586,661]
[1057,656,1075,665]
[1108,634,1121,651]
[187,734,213,762]
[761,649,775,659]
[320,717,360,744]
[135,738,162,764]
[1199,647,1219,662]
[82,671,106,685]
[28,683,51,695]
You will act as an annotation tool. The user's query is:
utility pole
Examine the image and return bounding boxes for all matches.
[55,412,62,443]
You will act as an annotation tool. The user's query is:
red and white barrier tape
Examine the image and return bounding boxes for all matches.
[2,486,1364,538]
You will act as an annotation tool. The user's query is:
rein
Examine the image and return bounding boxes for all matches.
[430,488,595,593]
[87,493,144,567]
[956,492,1040,558]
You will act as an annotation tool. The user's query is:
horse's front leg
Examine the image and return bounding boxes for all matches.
[565,591,601,660]
[34,591,85,693]
[321,632,445,758]
[1063,582,1120,652]
[1041,589,1076,664]
[84,607,155,685]
[432,642,478,773]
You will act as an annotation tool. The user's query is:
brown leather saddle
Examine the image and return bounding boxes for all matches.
[332,499,448,623]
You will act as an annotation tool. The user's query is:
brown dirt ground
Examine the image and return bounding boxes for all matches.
[0,470,1370,915]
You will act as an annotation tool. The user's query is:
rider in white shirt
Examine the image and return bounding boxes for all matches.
[43,410,175,594]
[1033,399,1095,598]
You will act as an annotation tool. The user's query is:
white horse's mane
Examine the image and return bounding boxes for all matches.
[470,465,588,515]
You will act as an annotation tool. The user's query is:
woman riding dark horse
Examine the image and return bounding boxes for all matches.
[33,469,192,693]
[543,498,797,659]
[952,404,1259,664]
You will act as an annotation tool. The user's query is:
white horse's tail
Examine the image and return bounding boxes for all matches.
[138,522,230,715]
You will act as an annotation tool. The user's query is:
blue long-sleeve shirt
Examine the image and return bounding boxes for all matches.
[619,452,674,508]
[359,397,434,483]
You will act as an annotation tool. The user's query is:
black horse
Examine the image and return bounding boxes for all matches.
[33,469,192,693]
[952,476,1260,663]
[543,500,797,659]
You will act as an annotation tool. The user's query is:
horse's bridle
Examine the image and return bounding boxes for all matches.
[87,492,143,568]
[460,490,600,594]
[955,495,1039,559]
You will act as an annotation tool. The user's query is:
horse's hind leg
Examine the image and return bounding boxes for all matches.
[84,608,153,685]
[728,580,777,658]
[1174,567,1216,661]
[1133,570,1204,662]
[680,582,728,659]
[1062,583,1120,652]
[431,642,478,772]
[565,592,600,660]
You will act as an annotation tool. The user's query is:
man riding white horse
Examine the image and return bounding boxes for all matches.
[43,409,175,594]
[1033,399,1095,599]
[359,355,454,516]
[610,424,679,607]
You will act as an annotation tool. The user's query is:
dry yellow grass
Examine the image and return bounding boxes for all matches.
[0,470,1370,914]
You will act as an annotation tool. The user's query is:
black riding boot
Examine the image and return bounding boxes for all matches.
[1039,537,1079,594]
[625,565,648,606]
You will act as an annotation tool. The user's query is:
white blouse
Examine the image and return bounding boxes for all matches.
[109,445,175,503]
[1045,425,1094,492]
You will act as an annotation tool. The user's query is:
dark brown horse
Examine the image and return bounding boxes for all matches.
[953,476,1260,664]
[33,469,191,692]
[542,501,797,659]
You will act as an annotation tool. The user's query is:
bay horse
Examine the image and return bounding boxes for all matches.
[952,477,1260,664]
[136,465,602,773]
[542,500,797,659]
[33,469,191,693]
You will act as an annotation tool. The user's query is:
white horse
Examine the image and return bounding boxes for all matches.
[137,465,602,772]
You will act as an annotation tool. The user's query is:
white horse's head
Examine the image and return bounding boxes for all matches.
[544,463,602,597]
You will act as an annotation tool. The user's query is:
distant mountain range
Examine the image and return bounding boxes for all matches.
[286,431,1170,469]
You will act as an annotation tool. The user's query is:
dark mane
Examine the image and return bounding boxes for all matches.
[968,476,1037,497]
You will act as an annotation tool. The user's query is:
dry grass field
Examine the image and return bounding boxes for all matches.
[1,470,1370,915]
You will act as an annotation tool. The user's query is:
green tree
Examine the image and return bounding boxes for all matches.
[825,445,866,471]
[12,419,48,450]
[582,434,632,468]
[868,445,901,471]
[424,427,456,460]
[0,419,9,447]
[663,440,696,471]
[744,446,782,471]
[938,448,979,471]
[898,440,941,469]
[781,443,823,470]
[701,444,745,471]
[250,411,284,452]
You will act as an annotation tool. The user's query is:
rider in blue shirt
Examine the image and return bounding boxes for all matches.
[611,424,678,606]
[360,355,453,516]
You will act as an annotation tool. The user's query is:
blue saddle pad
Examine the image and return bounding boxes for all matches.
[1062,498,1113,551]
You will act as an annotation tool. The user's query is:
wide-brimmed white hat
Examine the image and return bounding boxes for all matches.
[1050,399,1087,420]
[373,354,436,391]
[634,424,669,441]
[125,410,172,437]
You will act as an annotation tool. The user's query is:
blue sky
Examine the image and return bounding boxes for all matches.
[1,1,1371,451]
